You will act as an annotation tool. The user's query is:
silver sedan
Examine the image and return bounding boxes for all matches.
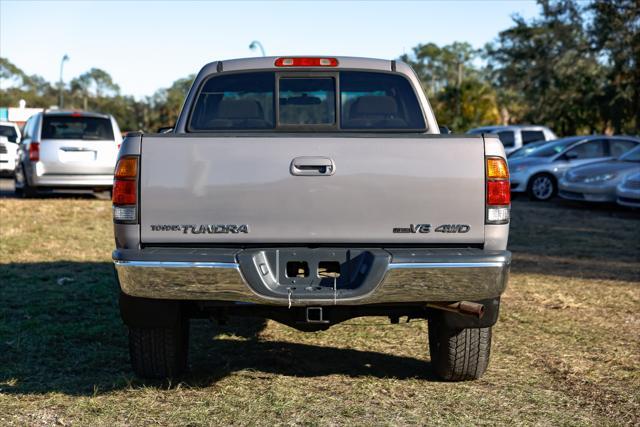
[558,145,640,203]
[508,135,640,201]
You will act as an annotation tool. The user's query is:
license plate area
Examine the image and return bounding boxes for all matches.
[237,248,390,301]
[59,149,96,163]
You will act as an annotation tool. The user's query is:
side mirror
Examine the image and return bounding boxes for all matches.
[565,152,578,161]
[157,126,174,134]
[439,126,452,134]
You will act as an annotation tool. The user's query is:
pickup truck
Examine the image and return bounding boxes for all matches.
[112,56,511,381]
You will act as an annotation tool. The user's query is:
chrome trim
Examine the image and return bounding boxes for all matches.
[389,262,505,269]
[114,255,510,305]
[114,260,239,269]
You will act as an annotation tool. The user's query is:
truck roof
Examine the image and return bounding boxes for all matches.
[199,56,398,75]
[175,56,439,134]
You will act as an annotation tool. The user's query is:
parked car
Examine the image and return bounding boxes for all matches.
[467,125,556,155]
[0,136,18,176]
[14,111,122,197]
[558,145,640,202]
[0,121,21,176]
[113,56,512,381]
[509,135,640,201]
[616,171,640,208]
[0,120,21,143]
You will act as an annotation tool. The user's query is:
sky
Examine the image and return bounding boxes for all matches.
[0,0,541,99]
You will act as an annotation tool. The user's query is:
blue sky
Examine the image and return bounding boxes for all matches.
[1,1,540,99]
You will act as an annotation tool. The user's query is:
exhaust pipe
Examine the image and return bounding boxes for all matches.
[427,301,485,319]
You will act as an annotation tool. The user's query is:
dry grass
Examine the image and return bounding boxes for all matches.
[0,192,639,425]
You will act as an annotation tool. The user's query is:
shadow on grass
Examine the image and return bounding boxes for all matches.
[0,178,108,200]
[509,198,640,282]
[185,318,435,387]
[0,261,434,396]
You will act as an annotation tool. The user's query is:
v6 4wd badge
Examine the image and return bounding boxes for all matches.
[392,224,470,234]
[392,224,431,233]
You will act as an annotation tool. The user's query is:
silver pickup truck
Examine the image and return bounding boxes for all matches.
[112,56,511,381]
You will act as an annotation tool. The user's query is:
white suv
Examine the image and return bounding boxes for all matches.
[467,125,557,155]
[14,111,122,197]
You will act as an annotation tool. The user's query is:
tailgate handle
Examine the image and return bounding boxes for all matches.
[290,157,335,176]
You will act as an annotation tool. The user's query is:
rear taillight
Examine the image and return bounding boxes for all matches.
[486,157,510,224]
[29,142,40,161]
[112,156,138,223]
[275,57,339,67]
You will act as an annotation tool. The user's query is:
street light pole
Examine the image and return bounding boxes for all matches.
[59,54,69,108]
[249,41,266,57]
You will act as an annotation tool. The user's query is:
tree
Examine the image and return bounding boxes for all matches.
[588,0,640,134]
[401,42,500,130]
[485,0,607,135]
[436,80,501,131]
[146,75,194,131]
[0,57,57,107]
[69,68,121,110]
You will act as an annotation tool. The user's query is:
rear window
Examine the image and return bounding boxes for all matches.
[42,116,114,140]
[340,72,425,130]
[611,139,638,157]
[619,145,640,162]
[190,72,275,130]
[279,77,335,125]
[188,71,425,131]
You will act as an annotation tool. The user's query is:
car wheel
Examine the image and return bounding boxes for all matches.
[128,317,190,379]
[14,165,37,198]
[527,173,556,201]
[428,316,492,381]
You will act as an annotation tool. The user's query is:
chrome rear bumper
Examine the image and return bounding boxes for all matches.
[113,248,510,306]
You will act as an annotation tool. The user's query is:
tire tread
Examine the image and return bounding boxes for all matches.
[429,318,491,381]
[129,321,188,379]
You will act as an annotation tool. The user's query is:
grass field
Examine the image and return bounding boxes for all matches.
[1,192,639,425]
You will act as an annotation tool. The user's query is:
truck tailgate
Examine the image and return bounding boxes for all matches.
[140,136,485,244]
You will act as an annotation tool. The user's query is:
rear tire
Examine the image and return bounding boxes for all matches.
[428,317,492,381]
[129,318,189,379]
[14,165,37,198]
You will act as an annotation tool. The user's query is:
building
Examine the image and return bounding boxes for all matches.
[0,100,44,127]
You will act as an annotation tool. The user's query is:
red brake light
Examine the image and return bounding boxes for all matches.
[70,112,83,117]
[112,179,137,205]
[29,142,40,161]
[275,57,338,67]
[487,180,511,205]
